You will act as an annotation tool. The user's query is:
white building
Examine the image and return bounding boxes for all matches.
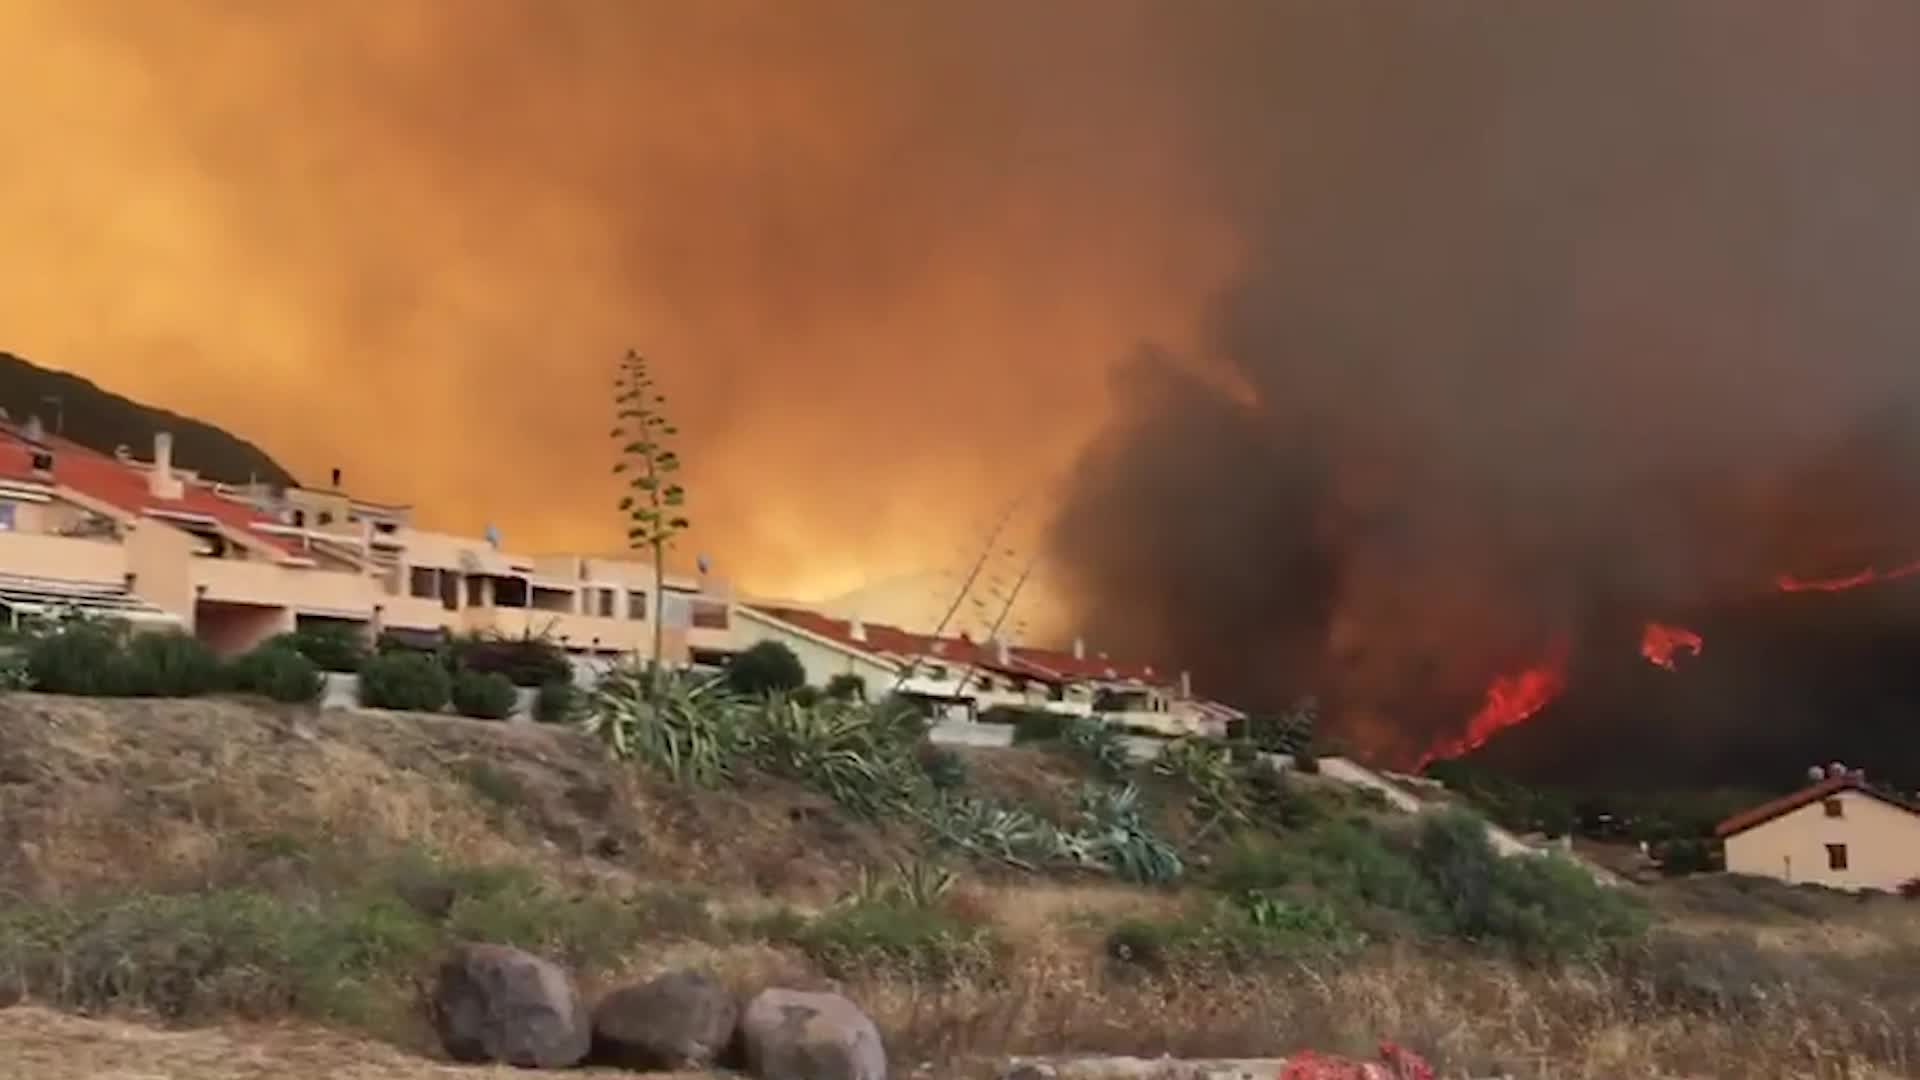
[1715,768,1920,892]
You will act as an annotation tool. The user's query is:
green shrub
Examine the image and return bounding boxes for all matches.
[227,644,324,704]
[917,744,970,790]
[0,650,29,691]
[1412,810,1645,960]
[450,669,517,720]
[124,631,224,697]
[824,672,867,701]
[779,868,993,982]
[1216,823,1440,925]
[999,707,1068,742]
[534,679,577,724]
[0,850,671,1032]
[358,652,451,712]
[448,631,571,688]
[1106,894,1356,974]
[724,640,806,697]
[271,624,369,674]
[24,617,127,695]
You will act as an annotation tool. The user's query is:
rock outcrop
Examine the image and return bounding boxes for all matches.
[591,968,740,1070]
[740,987,887,1080]
[432,943,590,1069]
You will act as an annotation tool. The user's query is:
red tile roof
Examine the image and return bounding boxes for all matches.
[0,428,297,556]
[1714,774,1920,838]
[746,604,1167,686]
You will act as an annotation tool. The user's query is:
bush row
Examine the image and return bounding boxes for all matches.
[11,618,581,722]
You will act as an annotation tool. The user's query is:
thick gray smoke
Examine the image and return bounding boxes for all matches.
[1050,4,1920,762]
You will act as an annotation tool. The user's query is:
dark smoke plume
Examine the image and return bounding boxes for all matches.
[1051,4,1920,764]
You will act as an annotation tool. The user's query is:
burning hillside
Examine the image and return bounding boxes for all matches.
[1046,6,1920,777]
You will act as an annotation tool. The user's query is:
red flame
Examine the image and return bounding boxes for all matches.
[1640,621,1703,671]
[1416,650,1567,771]
[1776,556,1920,593]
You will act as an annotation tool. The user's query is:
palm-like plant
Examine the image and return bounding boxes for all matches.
[581,663,737,785]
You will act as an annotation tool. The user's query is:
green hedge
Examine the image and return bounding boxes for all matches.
[358,652,451,712]
[451,670,517,720]
[25,623,221,698]
[228,644,324,704]
[268,625,368,674]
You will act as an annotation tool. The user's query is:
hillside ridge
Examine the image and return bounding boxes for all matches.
[0,352,297,486]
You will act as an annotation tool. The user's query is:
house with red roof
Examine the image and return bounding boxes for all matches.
[0,418,736,666]
[732,603,1242,737]
[1715,764,1920,892]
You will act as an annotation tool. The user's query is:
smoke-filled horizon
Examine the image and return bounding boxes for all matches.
[7,4,1920,760]
[1052,4,1920,762]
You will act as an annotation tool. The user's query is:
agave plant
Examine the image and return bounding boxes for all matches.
[580,663,740,785]
[849,858,957,909]
[744,695,925,815]
[1061,715,1132,778]
[1154,737,1251,832]
[1076,783,1184,885]
[916,794,1053,869]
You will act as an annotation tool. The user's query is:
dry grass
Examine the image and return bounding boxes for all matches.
[2,695,1919,1079]
[0,1006,710,1080]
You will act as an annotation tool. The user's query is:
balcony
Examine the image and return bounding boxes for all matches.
[192,558,380,617]
[0,531,128,586]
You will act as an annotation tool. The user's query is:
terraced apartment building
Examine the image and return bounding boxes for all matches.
[0,419,735,668]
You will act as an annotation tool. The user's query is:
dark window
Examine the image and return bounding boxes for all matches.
[1826,843,1849,871]
[409,567,437,599]
[596,589,615,618]
[496,577,529,609]
[628,591,648,621]
[1824,797,1844,818]
[291,509,306,527]
[317,511,334,526]
[466,576,485,607]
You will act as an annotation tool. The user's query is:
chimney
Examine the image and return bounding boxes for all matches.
[149,432,183,499]
[1072,636,1086,660]
[1179,669,1192,699]
[848,616,867,643]
[995,636,1010,666]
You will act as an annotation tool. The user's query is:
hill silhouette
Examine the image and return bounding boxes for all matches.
[0,352,296,487]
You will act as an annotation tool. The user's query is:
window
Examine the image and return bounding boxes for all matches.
[409,567,437,599]
[1826,843,1849,871]
[628,591,648,621]
[596,588,615,618]
[0,502,15,532]
[1824,797,1844,818]
[317,511,334,526]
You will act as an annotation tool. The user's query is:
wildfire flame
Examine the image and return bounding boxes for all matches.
[1418,555,1920,772]
[1776,556,1920,593]
[1415,651,1567,772]
[1640,621,1703,671]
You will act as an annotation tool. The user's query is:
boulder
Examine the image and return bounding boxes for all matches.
[432,943,590,1068]
[740,987,887,1080]
[591,969,739,1069]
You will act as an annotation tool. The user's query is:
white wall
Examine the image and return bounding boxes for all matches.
[1724,789,1920,892]
[730,610,896,698]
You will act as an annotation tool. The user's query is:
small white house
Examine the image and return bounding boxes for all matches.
[1715,769,1920,892]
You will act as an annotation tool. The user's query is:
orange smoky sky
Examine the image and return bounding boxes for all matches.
[0,0,1238,620]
